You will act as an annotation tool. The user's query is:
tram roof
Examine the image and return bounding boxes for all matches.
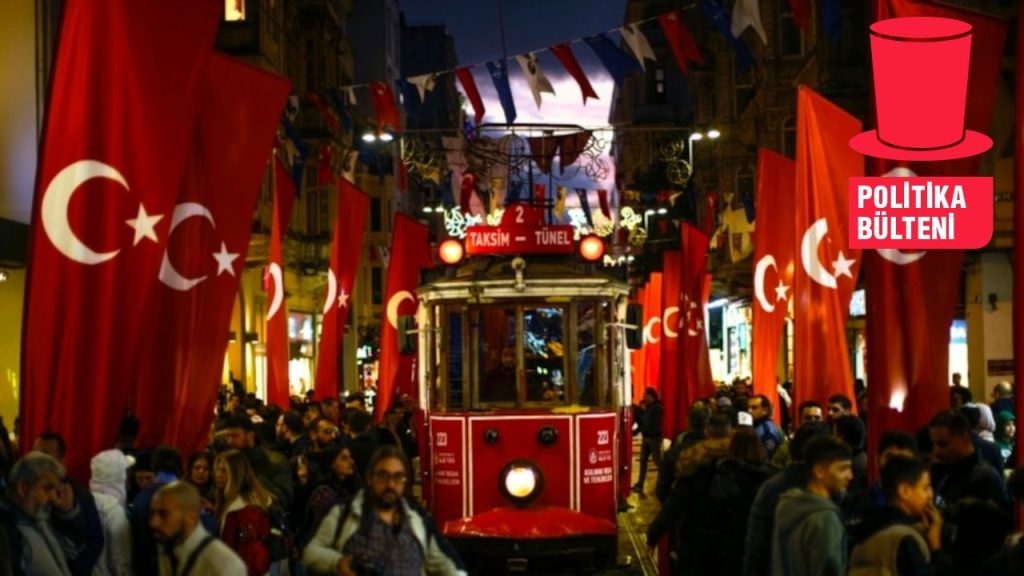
[418,256,630,302]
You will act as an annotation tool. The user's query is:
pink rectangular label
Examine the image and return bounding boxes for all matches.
[848,177,993,249]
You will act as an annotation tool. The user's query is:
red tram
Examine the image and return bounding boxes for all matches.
[410,205,638,573]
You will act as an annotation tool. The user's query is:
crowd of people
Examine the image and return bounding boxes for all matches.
[634,378,1024,576]
[0,390,467,576]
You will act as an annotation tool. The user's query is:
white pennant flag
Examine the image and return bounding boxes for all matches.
[514,52,556,109]
[731,0,767,45]
[341,149,359,183]
[408,74,437,102]
[342,86,358,106]
[620,24,656,70]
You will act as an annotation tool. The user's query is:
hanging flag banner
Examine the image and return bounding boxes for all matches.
[486,59,518,125]
[658,11,704,75]
[658,250,682,438]
[732,0,768,44]
[267,157,297,409]
[369,81,401,134]
[620,24,657,70]
[584,34,643,86]
[676,224,714,431]
[550,43,600,104]
[751,149,795,425]
[19,0,221,475]
[701,0,756,72]
[515,53,556,109]
[316,179,370,402]
[455,68,485,124]
[408,73,437,102]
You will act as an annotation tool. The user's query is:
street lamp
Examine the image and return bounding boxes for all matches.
[688,128,720,167]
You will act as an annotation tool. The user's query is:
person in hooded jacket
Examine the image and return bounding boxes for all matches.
[646,414,732,575]
[89,449,133,576]
[771,436,852,576]
[706,428,778,575]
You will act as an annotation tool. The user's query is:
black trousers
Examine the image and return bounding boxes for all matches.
[637,436,662,488]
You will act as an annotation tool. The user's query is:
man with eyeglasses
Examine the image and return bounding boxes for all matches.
[303,445,467,576]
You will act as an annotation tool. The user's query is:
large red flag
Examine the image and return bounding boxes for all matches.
[868,0,1007,479]
[136,55,290,451]
[315,179,370,402]
[20,0,220,476]
[793,86,863,413]
[267,158,297,409]
[629,286,647,404]
[676,223,714,432]
[752,149,796,425]
[659,251,682,437]
[641,272,664,400]
[376,213,434,419]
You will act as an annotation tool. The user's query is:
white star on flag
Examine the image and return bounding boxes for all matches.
[212,242,239,276]
[620,24,656,70]
[337,289,349,308]
[125,204,163,246]
[774,280,790,302]
[832,251,856,279]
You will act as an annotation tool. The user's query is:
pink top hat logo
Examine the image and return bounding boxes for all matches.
[850,16,993,161]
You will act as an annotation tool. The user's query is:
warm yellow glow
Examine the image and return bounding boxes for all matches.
[225,0,245,21]
[504,467,537,499]
[438,239,464,265]
[579,235,605,262]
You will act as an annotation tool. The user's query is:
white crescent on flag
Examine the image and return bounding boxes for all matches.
[42,160,130,265]
[158,202,215,292]
[800,218,838,289]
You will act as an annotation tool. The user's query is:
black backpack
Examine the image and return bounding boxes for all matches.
[266,503,297,563]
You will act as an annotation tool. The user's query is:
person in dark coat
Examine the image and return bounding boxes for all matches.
[633,387,664,494]
[656,401,709,503]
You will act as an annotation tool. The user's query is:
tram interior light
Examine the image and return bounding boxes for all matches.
[438,239,464,265]
[579,235,605,262]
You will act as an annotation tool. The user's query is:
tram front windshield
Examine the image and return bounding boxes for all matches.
[436,301,613,410]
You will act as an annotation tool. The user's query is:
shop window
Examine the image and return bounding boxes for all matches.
[225,0,245,21]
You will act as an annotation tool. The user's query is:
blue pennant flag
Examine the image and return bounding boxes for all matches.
[281,116,308,192]
[397,79,420,118]
[486,60,517,125]
[324,89,353,134]
[822,0,841,41]
[583,33,642,86]
[700,0,756,72]
[741,190,755,223]
[575,188,592,225]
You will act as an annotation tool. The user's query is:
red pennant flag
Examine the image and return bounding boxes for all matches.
[376,214,434,419]
[317,143,334,190]
[460,171,477,212]
[597,189,611,219]
[19,0,221,475]
[657,11,704,75]
[267,157,297,409]
[659,251,682,437]
[674,224,714,433]
[315,179,370,402]
[793,86,863,414]
[549,44,600,103]
[867,0,1008,481]
[534,183,546,206]
[369,81,401,134]
[455,68,486,124]
[137,55,290,452]
[788,0,811,29]
[752,149,796,426]
[307,92,340,133]
[642,273,664,401]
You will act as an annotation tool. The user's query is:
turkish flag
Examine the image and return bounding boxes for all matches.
[376,213,433,419]
[455,68,486,125]
[793,87,863,413]
[267,157,297,409]
[659,251,682,438]
[641,273,664,401]
[136,55,290,452]
[20,0,221,476]
[369,81,401,134]
[315,179,370,402]
[629,286,647,404]
[674,224,714,433]
[658,11,704,75]
[752,149,796,425]
[867,0,1007,480]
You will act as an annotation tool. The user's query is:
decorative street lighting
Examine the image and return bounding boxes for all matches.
[688,128,720,167]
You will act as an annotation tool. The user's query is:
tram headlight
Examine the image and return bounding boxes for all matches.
[438,239,464,265]
[499,459,544,507]
[579,235,605,262]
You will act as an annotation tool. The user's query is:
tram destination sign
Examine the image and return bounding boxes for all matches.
[464,203,576,256]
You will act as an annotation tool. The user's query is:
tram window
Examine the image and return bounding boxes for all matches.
[577,301,612,406]
[446,311,464,409]
[477,307,517,403]
[523,307,566,403]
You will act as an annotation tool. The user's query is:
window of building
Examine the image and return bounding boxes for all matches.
[735,65,755,117]
[224,0,245,21]
[370,197,382,232]
[648,67,667,103]
[782,116,797,158]
[779,2,804,57]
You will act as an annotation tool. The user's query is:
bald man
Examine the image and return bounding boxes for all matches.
[150,481,246,576]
